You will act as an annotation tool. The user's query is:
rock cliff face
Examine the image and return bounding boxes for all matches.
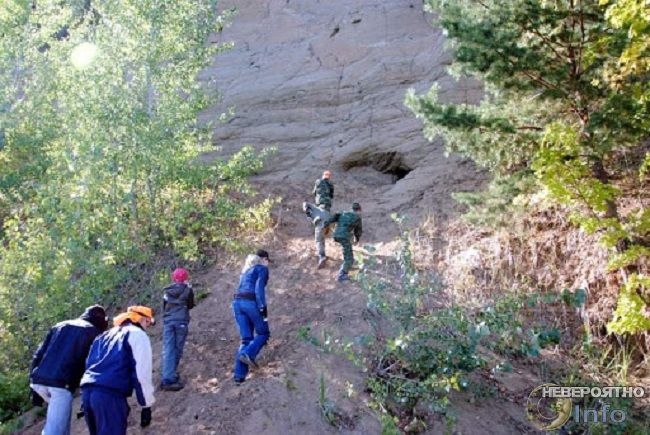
[202,0,484,218]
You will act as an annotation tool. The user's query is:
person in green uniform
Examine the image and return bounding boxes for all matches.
[323,202,362,282]
[313,170,334,211]
[302,201,332,268]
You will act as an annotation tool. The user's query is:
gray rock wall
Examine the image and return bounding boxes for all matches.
[201,0,484,217]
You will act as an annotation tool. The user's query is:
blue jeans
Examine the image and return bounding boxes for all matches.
[31,384,72,435]
[82,386,129,435]
[232,300,270,380]
[161,321,189,384]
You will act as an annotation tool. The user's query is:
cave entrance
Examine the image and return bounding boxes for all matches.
[342,151,412,183]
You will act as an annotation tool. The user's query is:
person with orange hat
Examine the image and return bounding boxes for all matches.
[80,306,156,435]
[313,170,334,211]
[160,267,195,391]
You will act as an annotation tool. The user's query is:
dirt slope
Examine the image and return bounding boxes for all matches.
[21,170,542,435]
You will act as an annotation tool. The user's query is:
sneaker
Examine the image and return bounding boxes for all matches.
[302,201,311,217]
[317,256,327,269]
[238,353,258,369]
[160,381,184,391]
[234,378,245,385]
[337,272,350,282]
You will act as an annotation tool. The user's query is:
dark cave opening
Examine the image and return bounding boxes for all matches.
[342,151,412,183]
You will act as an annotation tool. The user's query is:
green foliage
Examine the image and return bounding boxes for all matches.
[405,85,548,172]
[452,172,537,226]
[601,0,650,114]
[410,0,649,339]
[0,0,274,421]
[534,123,619,212]
[607,274,650,334]
[475,291,569,357]
[318,374,336,426]
[297,325,321,348]
[353,235,563,426]
[357,241,473,420]
[379,414,400,435]
[0,371,28,422]
[609,245,650,271]
[560,287,588,307]
[639,152,650,180]
[318,373,354,430]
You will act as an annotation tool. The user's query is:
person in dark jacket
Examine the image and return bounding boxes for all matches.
[80,306,155,435]
[232,249,271,383]
[160,267,195,391]
[313,170,334,211]
[30,305,108,435]
[323,202,363,282]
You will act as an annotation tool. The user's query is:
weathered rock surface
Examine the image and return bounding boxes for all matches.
[201,0,484,220]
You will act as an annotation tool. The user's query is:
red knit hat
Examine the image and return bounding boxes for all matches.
[172,268,189,283]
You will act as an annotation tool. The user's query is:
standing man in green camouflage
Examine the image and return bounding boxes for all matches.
[313,170,334,211]
[323,202,362,282]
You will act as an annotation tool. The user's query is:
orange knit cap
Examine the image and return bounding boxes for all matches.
[113,305,155,327]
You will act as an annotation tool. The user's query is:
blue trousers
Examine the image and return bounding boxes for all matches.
[31,384,72,435]
[82,387,129,435]
[232,299,270,380]
[161,321,188,384]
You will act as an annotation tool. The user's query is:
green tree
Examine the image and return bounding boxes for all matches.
[406,0,649,333]
[0,0,273,422]
[601,0,650,176]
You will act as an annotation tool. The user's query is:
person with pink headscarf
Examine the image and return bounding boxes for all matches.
[160,267,195,391]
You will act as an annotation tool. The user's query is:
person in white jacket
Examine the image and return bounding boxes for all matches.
[80,306,156,434]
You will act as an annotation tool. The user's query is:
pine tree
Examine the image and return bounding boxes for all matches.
[407,0,649,333]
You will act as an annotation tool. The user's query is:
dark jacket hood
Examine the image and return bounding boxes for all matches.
[80,305,108,332]
[162,283,194,323]
[164,283,188,302]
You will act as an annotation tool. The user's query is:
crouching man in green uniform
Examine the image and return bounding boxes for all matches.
[323,202,362,282]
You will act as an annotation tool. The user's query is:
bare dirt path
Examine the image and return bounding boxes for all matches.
[21,169,541,434]
[21,172,390,435]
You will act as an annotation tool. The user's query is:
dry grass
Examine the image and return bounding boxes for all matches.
[407,204,650,384]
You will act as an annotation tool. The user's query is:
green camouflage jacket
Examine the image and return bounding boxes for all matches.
[325,211,362,242]
[313,178,334,206]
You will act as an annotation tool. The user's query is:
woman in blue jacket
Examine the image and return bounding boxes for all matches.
[232,249,271,383]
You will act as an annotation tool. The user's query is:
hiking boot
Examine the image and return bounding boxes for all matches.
[337,271,350,282]
[234,378,245,385]
[317,256,327,269]
[238,353,258,369]
[302,201,311,218]
[160,381,184,391]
